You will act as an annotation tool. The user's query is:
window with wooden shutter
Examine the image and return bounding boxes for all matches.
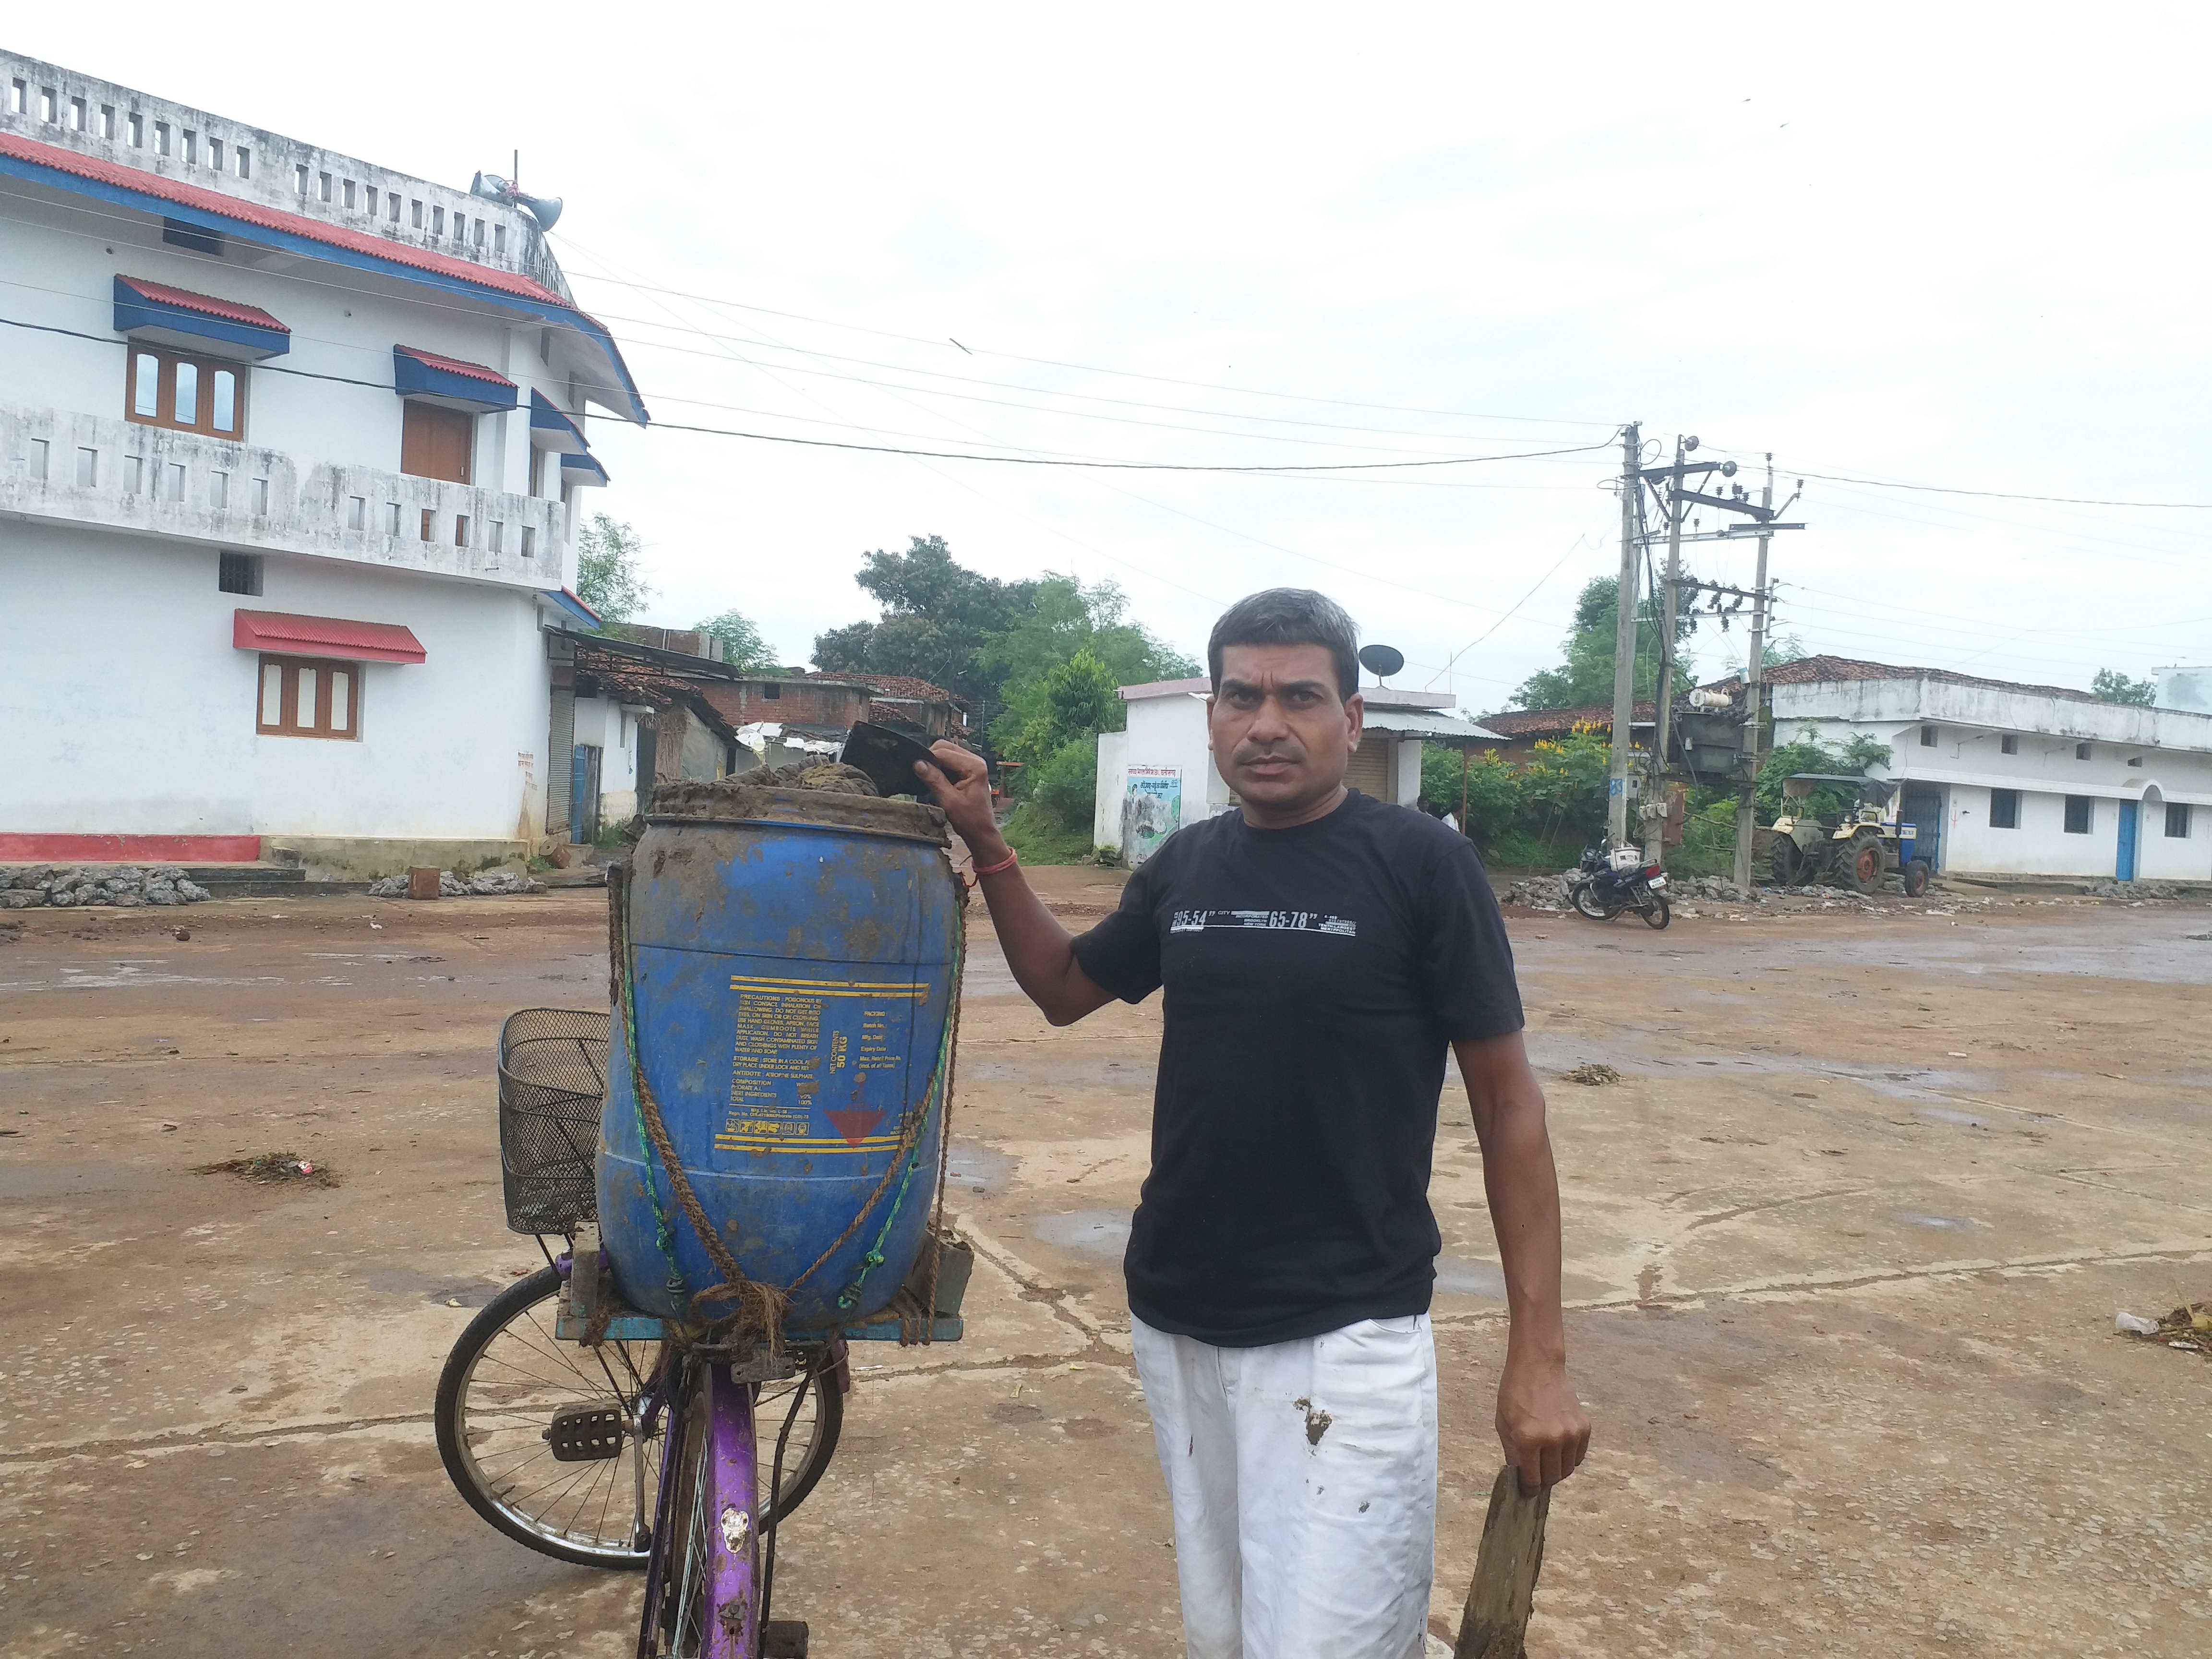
[256,654,360,740]
[125,346,246,437]
[400,401,473,483]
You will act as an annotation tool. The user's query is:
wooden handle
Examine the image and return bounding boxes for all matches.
[1453,1466,1551,1659]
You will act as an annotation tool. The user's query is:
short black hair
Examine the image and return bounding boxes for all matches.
[1207,589,1360,702]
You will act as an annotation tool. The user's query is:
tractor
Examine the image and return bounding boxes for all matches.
[1768,773,1931,897]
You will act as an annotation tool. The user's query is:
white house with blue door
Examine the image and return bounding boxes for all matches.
[0,48,640,876]
[1761,656,2212,885]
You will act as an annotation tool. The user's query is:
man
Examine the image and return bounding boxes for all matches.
[918,589,1587,1659]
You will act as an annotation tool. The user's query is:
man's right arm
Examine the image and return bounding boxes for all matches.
[916,743,1118,1027]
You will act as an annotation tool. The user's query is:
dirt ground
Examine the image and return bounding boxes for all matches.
[2,869,2208,1659]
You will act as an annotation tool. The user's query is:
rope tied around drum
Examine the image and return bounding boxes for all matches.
[602,857,965,1360]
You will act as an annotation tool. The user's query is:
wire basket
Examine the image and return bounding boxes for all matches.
[498,1008,610,1236]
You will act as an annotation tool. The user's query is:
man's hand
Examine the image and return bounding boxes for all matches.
[915,742,1006,860]
[911,740,1115,1026]
[1497,1347,1590,1495]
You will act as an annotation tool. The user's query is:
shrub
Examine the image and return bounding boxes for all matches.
[1030,734,1099,829]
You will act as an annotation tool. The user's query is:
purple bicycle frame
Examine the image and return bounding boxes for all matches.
[637,1362,757,1659]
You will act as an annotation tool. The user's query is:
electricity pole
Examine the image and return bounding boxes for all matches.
[1647,436,1689,869]
[1607,423,1642,847]
[1732,454,1776,889]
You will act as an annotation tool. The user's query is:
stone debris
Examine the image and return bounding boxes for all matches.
[1505,872,1761,910]
[0,865,211,908]
[1502,874,1572,911]
[1566,1062,1623,1086]
[2083,879,2186,900]
[365,869,545,899]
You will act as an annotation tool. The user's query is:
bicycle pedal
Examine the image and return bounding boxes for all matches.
[762,1622,808,1658]
[541,1403,625,1462]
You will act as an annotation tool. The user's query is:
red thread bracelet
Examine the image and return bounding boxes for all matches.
[970,847,1020,878]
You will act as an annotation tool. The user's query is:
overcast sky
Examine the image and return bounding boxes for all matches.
[24,5,2212,709]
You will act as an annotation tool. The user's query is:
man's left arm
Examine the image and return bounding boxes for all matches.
[1453,1030,1592,1493]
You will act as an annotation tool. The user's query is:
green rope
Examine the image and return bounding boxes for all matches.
[835,926,964,1312]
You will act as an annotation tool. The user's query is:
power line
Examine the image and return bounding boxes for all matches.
[1786,467,2212,511]
[1423,536,1594,688]
[641,421,1616,474]
[551,255,1617,432]
[589,304,1603,448]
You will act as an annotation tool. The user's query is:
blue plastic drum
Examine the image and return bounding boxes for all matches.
[597,782,962,1329]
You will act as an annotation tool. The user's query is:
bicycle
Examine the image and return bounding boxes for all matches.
[436,1008,967,1657]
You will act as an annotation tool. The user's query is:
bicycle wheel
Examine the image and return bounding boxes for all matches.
[435,1264,665,1569]
[651,1364,757,1658]
[650,1380,721,1659]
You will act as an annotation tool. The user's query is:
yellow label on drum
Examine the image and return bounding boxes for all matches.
[715,974,927,1154]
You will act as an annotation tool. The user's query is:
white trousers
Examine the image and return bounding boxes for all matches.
[1131,1313,1439,1659]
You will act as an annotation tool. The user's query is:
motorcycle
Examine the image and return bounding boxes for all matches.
[1566,841,1671,930]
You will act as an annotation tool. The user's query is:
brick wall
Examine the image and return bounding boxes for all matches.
[697,682,869,729]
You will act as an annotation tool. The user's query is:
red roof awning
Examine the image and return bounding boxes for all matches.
[394,345,515,389]
[116,276,290,334]
[233,609,427,665]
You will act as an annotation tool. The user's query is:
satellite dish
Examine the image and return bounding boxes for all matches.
[1357,643,1406,684]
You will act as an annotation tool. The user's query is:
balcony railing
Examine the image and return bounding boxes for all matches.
[0,403,567,591]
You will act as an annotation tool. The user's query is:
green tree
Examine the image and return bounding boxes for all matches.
[2091,668,2156,707]
[1000,649,1121,772]
[986,576,1196,766]
[1764,633,1809,668]
[575,515,651,627]
[1512,575,1692,709]
[694,608,780,672]
[1755,724,1895,822]
[811,535,1040,714]
[1419,745,1525,845]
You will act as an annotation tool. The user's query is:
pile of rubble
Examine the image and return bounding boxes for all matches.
[2084,879,2186,900]
[0,866,212,908]
[364,869,545,899]
[1501,874,1573,910]
[1670,876,1757,903]
[1501,871,1766,911]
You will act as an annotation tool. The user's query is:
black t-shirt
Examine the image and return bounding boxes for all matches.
[1070,788,1524,1346]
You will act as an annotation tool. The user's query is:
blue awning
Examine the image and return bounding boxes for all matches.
[393,346,518,413]
[542,588,603,628]
[114,275,289,360]
[562,450,611,488]
[529,388,589,454]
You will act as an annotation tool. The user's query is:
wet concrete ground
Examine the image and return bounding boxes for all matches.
[1,877,2208,1657]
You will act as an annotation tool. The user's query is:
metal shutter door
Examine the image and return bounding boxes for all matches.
[547,686,574,834]
[1344,738,1389,802]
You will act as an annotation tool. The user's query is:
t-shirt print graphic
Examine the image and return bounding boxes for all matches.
[1168,909,1358,938]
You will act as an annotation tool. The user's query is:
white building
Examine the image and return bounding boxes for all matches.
[1764,656,2212,884]
[1093,676,1502,861]
[0,52,642,876]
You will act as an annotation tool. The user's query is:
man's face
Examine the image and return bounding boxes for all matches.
[1208,642,1365,813]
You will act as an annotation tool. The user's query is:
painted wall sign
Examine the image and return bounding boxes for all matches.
[1121,766,1183,866]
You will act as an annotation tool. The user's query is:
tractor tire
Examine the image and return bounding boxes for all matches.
[1902,859,1931,899]
[1844,833,1884,895]
[1769,838,1802,887]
